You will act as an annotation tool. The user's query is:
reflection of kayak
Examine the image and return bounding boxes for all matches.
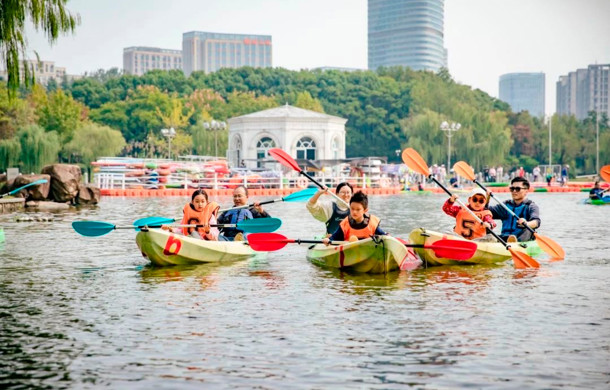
[408,228,541,266]
[306,236,421,274]
[136,228,257,266]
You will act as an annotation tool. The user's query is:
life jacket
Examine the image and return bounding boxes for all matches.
[339,214,380,240]
[454,207,492,239]
[218,208,252,238]
[181,201,220,238]
[325,202,350,234]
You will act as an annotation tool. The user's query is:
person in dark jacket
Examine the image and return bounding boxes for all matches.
[217,186,270,240]
[489,177,540,242]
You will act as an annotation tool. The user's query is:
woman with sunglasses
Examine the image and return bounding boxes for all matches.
[489,177,540,242]
[442,188,496,240]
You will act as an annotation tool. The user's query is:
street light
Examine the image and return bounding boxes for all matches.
[160,127,176,159]
[440,121,461,170]
[203,120,227,157]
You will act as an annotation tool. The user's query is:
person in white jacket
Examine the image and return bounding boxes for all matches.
[306,182,353,236]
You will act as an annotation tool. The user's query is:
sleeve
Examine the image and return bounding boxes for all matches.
[527,202,541,228]
[217,211,229,225]
[489,202,508,220]
[306,198,334,223]
[482,213,496,228]
[328,226,345,242]
[249,207,270,218]
[375,225,388,235]
[442,199,461,217]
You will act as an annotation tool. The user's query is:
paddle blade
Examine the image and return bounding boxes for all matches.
[453,161,476,181]
[533,233,565,260]
[269,148,301,172]
[600,165,610,182]
[133,216,177,228]
[72,221,115,237]
[247,233,291,251]
[401,148,430,176]
[508,247,540,269]
[428,239,478,260]
[238,217,282,233]
[283,187,317,202]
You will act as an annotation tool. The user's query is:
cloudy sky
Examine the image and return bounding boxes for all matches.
[26,0,610,114]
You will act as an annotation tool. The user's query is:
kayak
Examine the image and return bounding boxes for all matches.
[408,228,541,266]
[306,236,421,274]
[135,228,257,266]
[585,196,610,205]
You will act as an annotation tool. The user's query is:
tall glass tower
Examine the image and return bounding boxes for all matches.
[368,0,447,71]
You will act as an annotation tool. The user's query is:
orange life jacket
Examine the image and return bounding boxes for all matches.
[181,201,220,238]
[339,214,380,240]
[454,207,492,239]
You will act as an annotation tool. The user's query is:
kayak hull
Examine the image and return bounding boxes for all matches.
[136,228,257,266]
[408,228,540,266]
[306,236,421,274]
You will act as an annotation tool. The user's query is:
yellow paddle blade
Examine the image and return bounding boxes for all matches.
[601,165,610,183]
[453,161,476,181]
[509,247,540,269]
[534,233,565,260]
[401,148,430,176]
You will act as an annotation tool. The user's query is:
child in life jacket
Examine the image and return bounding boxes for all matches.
[322,191,387,245]
[162,189,220,240]
[442,188,496,240]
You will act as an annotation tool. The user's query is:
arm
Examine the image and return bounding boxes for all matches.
[328,227,345,242]
[482,213,496,229]
[522,202,540,229]
[374,225,388,236]
[442,197,461,217]
[306,196,334,222]
[205,214,220,240]
[489,202,508,220]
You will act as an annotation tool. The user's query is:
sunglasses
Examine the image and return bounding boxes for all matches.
[509,186,526,192]
[471,196,486,204]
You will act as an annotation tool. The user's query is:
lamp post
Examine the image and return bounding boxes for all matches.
[160,127,176,160]
[440,121,461,170]
[203,120,227,157]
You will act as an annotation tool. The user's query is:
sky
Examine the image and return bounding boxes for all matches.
[25,0,610,115]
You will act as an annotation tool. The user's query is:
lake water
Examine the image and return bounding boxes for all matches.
[1,192,609,389]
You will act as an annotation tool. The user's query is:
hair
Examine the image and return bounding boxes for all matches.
[234,185,249,197]
[511,176,530,189]
[349,191,368,209]
[335,182,353,194]
[191,189,209,201]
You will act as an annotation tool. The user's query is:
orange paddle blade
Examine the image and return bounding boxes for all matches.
[401,148,430,176]
[269,148,301,172]
[600,165,610,183]
[533,233,565,260]
[508,247,540,269]
[453,161,476,181]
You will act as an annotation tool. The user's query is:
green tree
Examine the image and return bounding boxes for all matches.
[191,122,227,157]
[63,122,126,166]
[0,136,21,171]
[38,89,86,142]
[294,91,324,112]
[0,0,79,97]
[17,124,60,173]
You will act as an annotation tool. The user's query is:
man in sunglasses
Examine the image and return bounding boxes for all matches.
[489,177,540,242]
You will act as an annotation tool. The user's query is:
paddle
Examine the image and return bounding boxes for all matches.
[219,187,318,212]
[247,232,478,259]
[268,148,349,208]
[0,179,48,199]
[73,217,282,237]
[453,160,565,260]
[401,147,539,269]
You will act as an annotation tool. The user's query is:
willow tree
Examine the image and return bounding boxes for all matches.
[0,136,21,171]
[17,124,60,173]
[63,122,126,165]
[0,0,79,97]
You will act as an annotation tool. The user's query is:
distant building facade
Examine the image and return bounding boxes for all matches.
[557,64,609,120]
[0,59,78,85]
[123,47,182,76]
[227,105,346,169]
[499,72,545,117]
[368,0,447,71]
[182,31,272,76]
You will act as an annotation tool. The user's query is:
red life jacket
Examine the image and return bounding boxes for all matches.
[181,201,220,238]
[339,214,380,240]
[454,207,492,240]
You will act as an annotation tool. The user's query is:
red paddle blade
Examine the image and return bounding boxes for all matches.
[600,165,610,183]
[509,247,540,269]
[428,239,477,260]
[401,148,430,176]
[247,232,292,252]
[269,148,301,172]
[453,161,476,181]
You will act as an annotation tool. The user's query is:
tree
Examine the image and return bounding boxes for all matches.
[294,91,324,113]
[17,124,60,173]
[0,0,79,97]
[37,89,86,142]
[63,122,126,166]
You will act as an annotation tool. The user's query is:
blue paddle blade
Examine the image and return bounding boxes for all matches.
[72,221,115,237]
[133,216,177,229]
[237,217,282,233]
[283,187,317,202]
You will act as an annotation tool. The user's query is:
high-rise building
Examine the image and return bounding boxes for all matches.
[499,73,546,117]
[368,0,447,71]
[123,47,182,76]
[557,64,609,120]
[182,31,272,76]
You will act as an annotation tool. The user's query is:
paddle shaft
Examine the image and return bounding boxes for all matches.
[128,223,241,230]
[0,179,48,198]
[284,238,456,250]
[220,198,281,213]
[298,171,349,208]
[428,175,512,249]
